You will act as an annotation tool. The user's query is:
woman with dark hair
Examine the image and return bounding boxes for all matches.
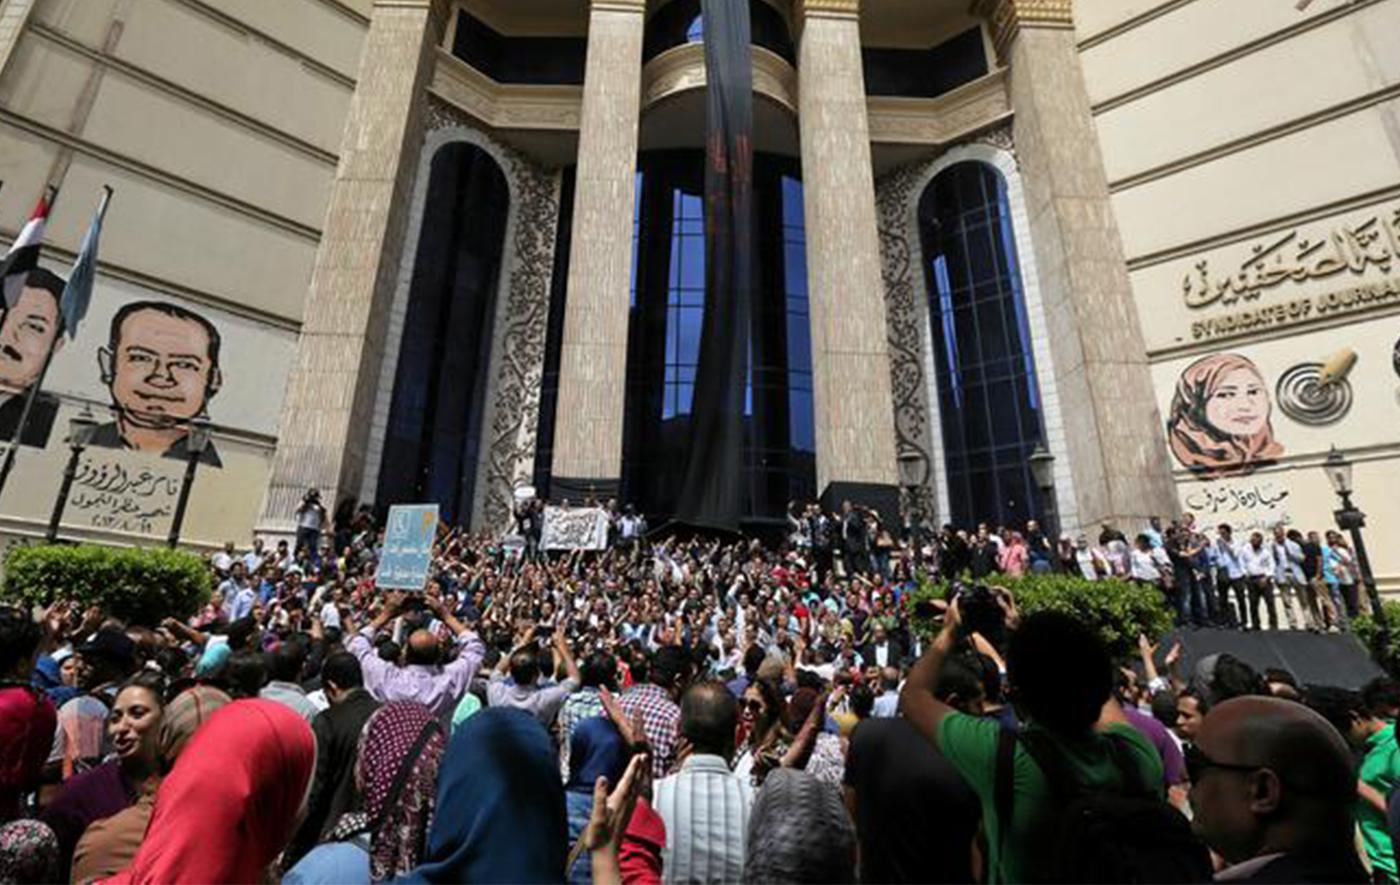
[103,700,316,883]
[40,670,166,877]
[71,685,230,882]
[734,678,789,787]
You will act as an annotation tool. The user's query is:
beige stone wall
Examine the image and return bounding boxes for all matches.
[1078,0,1400,588]
[0,0,368,549]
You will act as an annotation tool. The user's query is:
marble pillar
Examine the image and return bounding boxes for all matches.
[796,0,900,519]
[549,0,646,501]
[258,0,448,534]
[976,0,1179,529]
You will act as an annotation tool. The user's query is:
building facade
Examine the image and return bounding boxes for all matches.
[0,0,1397,587]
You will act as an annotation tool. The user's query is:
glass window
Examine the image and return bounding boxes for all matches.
[621,152,815,523]
[686,13,704,41]
[379,143,509,525]
[920,162,1045,529]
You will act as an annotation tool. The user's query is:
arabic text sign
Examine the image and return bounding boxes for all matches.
[541,506,608,551]
[377,504,439,589]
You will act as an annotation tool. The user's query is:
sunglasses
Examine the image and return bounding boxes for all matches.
[739,699,766,714]
[1183,743,1264,783]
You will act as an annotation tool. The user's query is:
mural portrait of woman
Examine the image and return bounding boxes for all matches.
[1167,352,1283,476]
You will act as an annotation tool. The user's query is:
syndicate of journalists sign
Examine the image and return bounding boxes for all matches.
[1180,205,1400,342]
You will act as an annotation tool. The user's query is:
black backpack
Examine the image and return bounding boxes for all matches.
[994,727,1212,883]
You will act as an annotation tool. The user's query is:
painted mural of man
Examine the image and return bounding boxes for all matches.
[0,268,65,447]
[90,300,223,467]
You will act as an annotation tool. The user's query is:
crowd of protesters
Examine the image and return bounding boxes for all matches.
[0,490,1391,883]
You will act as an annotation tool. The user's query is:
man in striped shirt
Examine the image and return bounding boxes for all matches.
[653,681,752,885]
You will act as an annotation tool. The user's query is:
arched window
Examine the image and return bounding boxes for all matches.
[918,161,1045,528]
[377,143,509,525]
[686,12,704,42]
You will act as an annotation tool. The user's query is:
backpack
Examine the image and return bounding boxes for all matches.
[994,727,1212,884]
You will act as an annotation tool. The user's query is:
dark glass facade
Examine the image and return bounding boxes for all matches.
[918,162,1046,529]
[619,150,814,525]
[377,143,509,524]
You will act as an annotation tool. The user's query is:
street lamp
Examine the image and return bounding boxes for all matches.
[46,406,100,543]
[1322,446,1384,634]
[167,420,212,549]
[1028,443,1058,541]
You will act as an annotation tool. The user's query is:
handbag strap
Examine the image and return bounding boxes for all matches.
[368,717,442,834]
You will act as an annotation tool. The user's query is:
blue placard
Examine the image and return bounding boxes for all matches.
[377,504,439,589]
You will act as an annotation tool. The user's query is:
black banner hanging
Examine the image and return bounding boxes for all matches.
[674,0,754,532]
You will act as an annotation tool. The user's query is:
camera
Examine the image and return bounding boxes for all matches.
[951,582,1005,642]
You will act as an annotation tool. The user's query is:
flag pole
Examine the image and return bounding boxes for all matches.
[0,331,62,498]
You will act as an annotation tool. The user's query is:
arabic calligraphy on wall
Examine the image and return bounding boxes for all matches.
[1183,479,1290,516]
[1182,206,1400,311]
[65,454,180,535]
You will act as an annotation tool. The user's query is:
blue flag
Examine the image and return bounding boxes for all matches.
[59,186,112,339]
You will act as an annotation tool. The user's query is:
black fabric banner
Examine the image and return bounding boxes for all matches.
[675,0,754,532]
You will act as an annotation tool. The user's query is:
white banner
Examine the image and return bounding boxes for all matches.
[541,506,608,551]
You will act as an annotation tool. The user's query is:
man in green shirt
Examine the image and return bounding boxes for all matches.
[1306,686,1400,881]
[900,599,1164,883]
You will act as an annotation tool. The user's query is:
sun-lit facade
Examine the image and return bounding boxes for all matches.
[1,0,1398,587]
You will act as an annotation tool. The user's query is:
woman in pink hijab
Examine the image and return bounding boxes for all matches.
[1167,353,1282,474]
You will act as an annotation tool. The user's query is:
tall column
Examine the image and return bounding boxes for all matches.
[259,0,448,533]
[796,0,900,520]
[549,0,646,502]
[976,0,1178,529]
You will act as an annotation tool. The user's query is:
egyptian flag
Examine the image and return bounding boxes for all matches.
[0,187,56,309]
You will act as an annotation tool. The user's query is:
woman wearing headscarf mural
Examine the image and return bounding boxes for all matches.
[1167,352,1283,475]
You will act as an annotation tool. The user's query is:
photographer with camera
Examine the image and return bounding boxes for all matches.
[294,488,328,558]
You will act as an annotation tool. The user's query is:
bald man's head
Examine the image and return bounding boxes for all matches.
[405,629,441,666]
[1190,696,1355,866]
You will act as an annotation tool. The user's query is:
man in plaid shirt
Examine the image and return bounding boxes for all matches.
[620,645,689,778]
[557,652,616,776]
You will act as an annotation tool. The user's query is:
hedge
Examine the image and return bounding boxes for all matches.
[1355,600,1400,673]
[907,571,1175,660]
[2,543,212,626]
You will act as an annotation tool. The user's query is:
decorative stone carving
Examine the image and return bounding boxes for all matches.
[973,121,1018,168]
[971,0,1074,59]
[423,99,562,533]
[875,163,938,522]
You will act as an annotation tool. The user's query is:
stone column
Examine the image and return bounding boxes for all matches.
[259,0,448,534]
[796,0,900,520]
[548,0,646,502]
[975,0,1178,529]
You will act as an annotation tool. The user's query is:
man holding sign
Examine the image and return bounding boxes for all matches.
[346,504,485,719]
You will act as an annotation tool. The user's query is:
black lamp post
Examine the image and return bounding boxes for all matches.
[167,420,212,549]
[46,406,99,543]
[1323,446,1386,643]
[1028,443,1058,542]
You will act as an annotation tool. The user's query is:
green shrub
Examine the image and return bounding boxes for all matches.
[907,571,1175,660]
[1355,600,1400,671]
[1,543,212,626]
